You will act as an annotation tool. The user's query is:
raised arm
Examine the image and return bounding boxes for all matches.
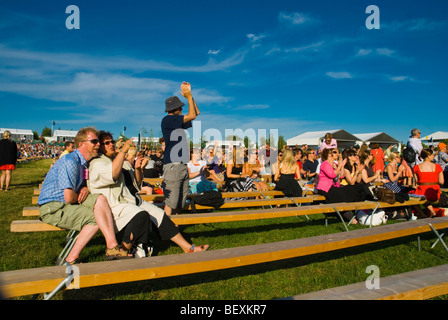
[180,82,199,123]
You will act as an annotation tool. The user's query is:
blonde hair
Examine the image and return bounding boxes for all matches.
[389,151,400,162]
[3,130,11,140]
[279,149,297,174]
[127,146,137,158]
[74,127,99,148]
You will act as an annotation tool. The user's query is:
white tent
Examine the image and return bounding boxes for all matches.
[0,128,34,141]
[354,132,400,149]
[51,130,78,142]
[422,131,448,143]
[287,129,360,149]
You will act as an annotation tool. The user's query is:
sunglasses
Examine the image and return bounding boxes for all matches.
[102,140,116,146]
[332,151,339,154]
[83,139,100,145]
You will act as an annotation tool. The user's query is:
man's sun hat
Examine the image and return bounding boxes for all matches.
[165,96,185,112]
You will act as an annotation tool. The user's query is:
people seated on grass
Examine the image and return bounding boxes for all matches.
[316,148,375,222]
[409,148,445,218]
[273,149,302,197]
[370,143,386,173]
[225,146,255,197]
[302,148,319,185]
[187,148,218,194]
[244,148,268,193]
[37,127,131,264]
[340,148,362,186]
[89,131,209,257]
[359,150,382,185]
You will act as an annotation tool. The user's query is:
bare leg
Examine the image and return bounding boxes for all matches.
[0,170,5,189]
[93,195,119,249]
[65,224,99,262]
[4,170,11,189]
[164,204,173,216]
[170,233,208,253]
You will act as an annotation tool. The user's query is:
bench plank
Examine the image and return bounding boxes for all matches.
[24,194,326,217]
[287,264,448,300]
[14,199,427,231]
[2,217,447,298]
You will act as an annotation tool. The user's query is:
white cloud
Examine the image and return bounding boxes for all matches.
[247,33,266,42]
[389,75,416,82]
[384,18,446,32]
[0,45,246,74]
[278,12,318,26]
[354,47,413,62]
[207,49,221,55]
[326,72,352,79]
[234,104,270,110]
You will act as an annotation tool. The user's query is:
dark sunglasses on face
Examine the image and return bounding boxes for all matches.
[102,140,116,146]
[83,139,100,145]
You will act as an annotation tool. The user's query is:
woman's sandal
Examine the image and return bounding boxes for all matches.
[189,244,210,253]
[65,258,81,265]
[105,245,134,260]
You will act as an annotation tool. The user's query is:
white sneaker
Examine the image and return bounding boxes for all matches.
[134,242,154,258]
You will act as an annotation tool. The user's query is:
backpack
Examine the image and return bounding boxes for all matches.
[402,147,416,163]
[376,187,396,204]
[190,190,224,212]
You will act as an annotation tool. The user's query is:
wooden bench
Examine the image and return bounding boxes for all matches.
[2,216,447,299]
[285,263,448,300]
[24,197,315,218]
[12,198,427,232]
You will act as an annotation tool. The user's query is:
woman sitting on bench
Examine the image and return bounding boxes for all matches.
[316,148,375,204]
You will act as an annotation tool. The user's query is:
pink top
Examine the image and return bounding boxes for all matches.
[320,138,337,150]
[317,161,341,193]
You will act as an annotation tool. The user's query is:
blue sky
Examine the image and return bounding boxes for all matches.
[0,0,447,145]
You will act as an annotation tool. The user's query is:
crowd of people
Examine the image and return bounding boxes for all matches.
[5,81,447,265]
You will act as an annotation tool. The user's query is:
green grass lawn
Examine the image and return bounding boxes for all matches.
[1,159,447,300]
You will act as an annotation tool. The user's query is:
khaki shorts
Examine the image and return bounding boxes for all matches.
[162,163,189,209]
[39,193,100,231]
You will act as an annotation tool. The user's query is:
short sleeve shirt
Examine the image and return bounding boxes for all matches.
[37,149,87,204]
[303,159,319,173]
[161,114,192,164]
[437,151,448,171]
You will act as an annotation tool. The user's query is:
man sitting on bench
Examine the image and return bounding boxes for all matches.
[37,127,131,264]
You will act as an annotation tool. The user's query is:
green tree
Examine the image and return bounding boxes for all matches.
[41,126,52,137]
[278,135,286,150]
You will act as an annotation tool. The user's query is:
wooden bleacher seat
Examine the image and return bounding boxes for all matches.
[284,263,448,300]
[13,198,427,232]
[2,216,447,299]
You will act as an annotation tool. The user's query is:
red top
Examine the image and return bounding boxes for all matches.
[371,148,385,173]
[411,164,443,202]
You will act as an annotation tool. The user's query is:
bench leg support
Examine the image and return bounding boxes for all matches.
[428,225,448,253]
[56,230,79,266]
[44,263,77,300]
